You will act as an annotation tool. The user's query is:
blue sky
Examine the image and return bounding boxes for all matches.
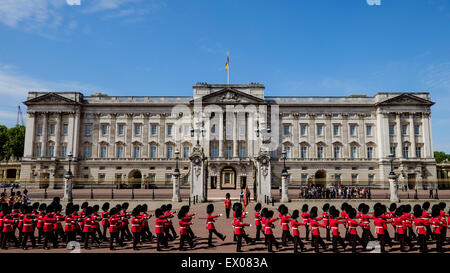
[0,0,449,151]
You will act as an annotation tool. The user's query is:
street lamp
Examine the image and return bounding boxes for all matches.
[174,148,180,175]
[388,153,395,175]
[281,149,288,176]
[64,152,73,202]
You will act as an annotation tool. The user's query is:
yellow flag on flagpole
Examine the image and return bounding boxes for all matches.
[225,55,229,71]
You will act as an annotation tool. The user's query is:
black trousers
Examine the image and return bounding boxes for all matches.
[65,231,75,244]
[94,227,103,241]
[102,224,109,240]
[54,229,64,245]
[377,234,386,252]
[141,226,153,241]
[208,229,225,246]
[156,233,167,250]
[398,233,413,251]
[2,231,19,249]
[417,234,427,252]
[408,227,417,241]
[225,208,231,218]
[37,228,44,243]
[312,234,326,252]
[332,235,346,252]
[120,226,132,241]
[132,232,140,249]
[255,225,262,241]
[83,232,100,249]
[236,233,252,252]
[21,232,36,248]
[435,233,443,252]
[384,230,393,247]
[179,234,194,250]
[267,234,279,252]
[293,235,305,252]
[109,232,120,249]
[168,225,177,238]
[43,231,57,249]
[349,233,363,253]
[304,224,310,241]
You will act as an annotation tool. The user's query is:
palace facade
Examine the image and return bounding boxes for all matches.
[20,83,437,194]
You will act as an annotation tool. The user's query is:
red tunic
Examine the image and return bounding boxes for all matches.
[413,218,429,235]
[431,217,447,234]
[393,217,406,235]
[224,199,231,209]
[53,214,64,230]
[320,212,330,226]
[179,220,191,235]
[2,218,15,233]
[109,217,120,233]
[131,217,144,233]
[360,214,374,230]
[206,214,219,230]
[101,211,110,226]
[71,213,81,230]
[347,219,362,235]
[280,215,291,231]
[22,215,34,233]
[82,216,94,233]
[64,216,74,232]
[301,212,310,225]
[329,218,346,236]
[374,218,390,235]
[254,212,261,226]
[309,219,325,236]
[290,219,305,236]
[233,219,249,235]
[43,215,55,232]
[155,218,167,234]
[37,213,45,229]
[264,218,277,235]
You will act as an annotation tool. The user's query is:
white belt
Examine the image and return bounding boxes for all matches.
[110,225,117,227]
[155,225,163,228]
[282,223,288,225]
[44,223,53,225]
[23,224,33,226]
[180,227,187,229]
[85,225,92,227]
[349,227,357,229]
[132,224,141,227]
[235,227,243,229]
[207,222,214,224]
[331,227,339,230]
[311,227,318,230]
[292,227,298,230]
[375,226,383,230]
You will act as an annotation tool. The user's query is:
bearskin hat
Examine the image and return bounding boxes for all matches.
[206,204,214,214]
[102,202,110,212]
[254,203,262,211]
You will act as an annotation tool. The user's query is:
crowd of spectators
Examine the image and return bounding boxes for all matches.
[299,185,371,199]
[0,185,30,205]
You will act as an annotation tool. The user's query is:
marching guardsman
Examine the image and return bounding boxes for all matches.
[412,206,429,253]
[422,201,433,240]
[254,203,263,241]
[309,207,327,253]
[319,203,331,241]
[139,204,153,242]
[79,202,89,242]
[280,205,292,246]
[14,203,24,243]
[301,204,310,241]
[233,207,253,252]
[206,204,226,247]
[395,207,414,251]
[182,206,196,240]
[64,204,75,244]
[359,204,375,249]
[43,205,57,250]
[21,206,36,250]
[101,202,110,241]
[53,204,65,246]
[92,205,103,241]
[178,208,194,251]
[264,210,280,252]
[154,208,168,251]
[165,204,178,240]
[347,208,364,253]
[290,209,306,253]
[1,206,19,249]
[224,193,232,218]
[82,206,98,250]
[329,207,346,252]
[119,202,132,242]
[71,204,82,241]
[340,203,350,242]
[36,203,46,244]
[373,205,392,253]
[131,207,144,250]
[260,208,269,245]
[108,207,122,250]
[438,202,447,246]
[0,204,4,247]
[431,205,447,252]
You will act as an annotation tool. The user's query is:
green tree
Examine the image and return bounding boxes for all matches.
[0,125,7,160]
[3,125,25,160]
[434,151,450,163]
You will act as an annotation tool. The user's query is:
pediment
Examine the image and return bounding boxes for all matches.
[376,93,434,106]
[192,88,266,104]
[24,93,79,105]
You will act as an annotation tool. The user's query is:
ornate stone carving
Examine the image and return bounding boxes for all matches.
[220,91,240,102]
[256,150,271,178]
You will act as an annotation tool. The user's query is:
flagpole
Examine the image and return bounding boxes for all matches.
[227,51,230,84]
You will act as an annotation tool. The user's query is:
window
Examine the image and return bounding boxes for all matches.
[240,125,246,135]
[166,174,172,183]
[117,146,123,158]
[389,124,395,135]
[300,125,307,136]
[134,124,141,136]
[133,146,140,158]
[63,124,68,135]
[390,146,396,157]
[101,124,108,136]
[414,125,420,135]
[48,146,54,157]
[366,125,372,136]
[316,125,323,136]
[333,146,340,159]
[335,167,341,170]
[283,125,290,136]
[211,144,218,158]
[240,146,246,158]
[401,124,408,135]
[150,146,157,158]
[349,125,356,136]
[151,125,157,135]
[85,125,92,136]
[367,147,373,159]
[300,146,307,158]
[301,174,308,183]
[167,146,173,158]
[183,146,190,158]
[118,124,124,136]
[317,146,323,159]
[50,124,55,135]
[368,175,374,185]
[333,125,339,136]
[352,167,358,170]
[402,146,409,158]
[184,124,190,136]
[351,146,357,159]
[37,124,43,135]
[84,146,91,158]
[61,145,67,157]
[226,145,232,158]
[100,146,107,158]
[415,147,422,158]
[351,174,358,185]
[36,145,42,157]
[226,124,232,136]
[302,167,308,170]
[211,124,216,134]
[167,125,173,136]
[285,146,291,158]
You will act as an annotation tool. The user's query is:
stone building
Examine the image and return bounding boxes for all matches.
[19,83,437,198]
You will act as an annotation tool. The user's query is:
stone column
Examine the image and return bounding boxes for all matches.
[293,113,300,158]
[325,114,332,158]
[172,170,181,202]
[143,113,150,158]
[159,113,166,158]
[109,113,117,158]
[233,112,238,158]
[247,112,253,158]
[308,114,316,158]
[389,172,399,202]
[342,114,349,158]
[72,110,81,160]
[92,113,101,158]
[54,112,62,158]
[409,113,416,158]
[24,111,36,158]
[126,113,133,158]
[422,113,433,158]
[396,113,403,158]
[63,172,73,202]
[42,112,49,158]
[219,111,224,158]
[281,171,289,203]
[256,153,271,202]
[358,114,366,158]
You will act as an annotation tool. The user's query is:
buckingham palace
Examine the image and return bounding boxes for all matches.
[19,83,437,200]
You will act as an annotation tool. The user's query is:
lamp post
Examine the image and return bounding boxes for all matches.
[64,152,73,202]
[281,149,289,202]
[388,153,398,202]
[172,148,181,202]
